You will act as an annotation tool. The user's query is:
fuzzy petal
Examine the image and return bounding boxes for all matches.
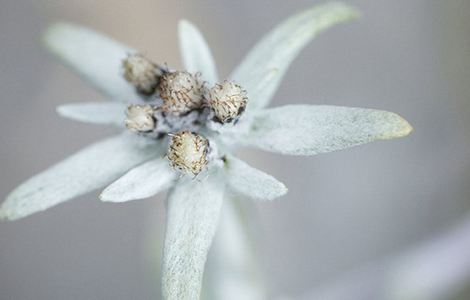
[245,105,412,156]
[0,134,161,220]
[178,20,218,85]
[162,167,225,300]
[100,158,175,202]
[44,22,140,102]
[225,155,287,201]
[231,2,359,110]
[56,102,127,126]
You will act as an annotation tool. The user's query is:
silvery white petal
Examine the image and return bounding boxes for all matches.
[56,102,127,126]
[225,155,287,201]
[100,158,175,202]
[44,22,140,102]
[0,134,160,220]
[178,20,218,85]
[162,167,225,300]
[244,105,412,156]
[231,2,359,110]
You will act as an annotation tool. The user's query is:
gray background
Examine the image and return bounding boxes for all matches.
[1,0,469,299]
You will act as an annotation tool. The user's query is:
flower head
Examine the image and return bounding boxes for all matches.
[207,80,247,123]
[125,104,156,132]
[167,131,210,176]
[2,2,412,300]
[123,53,162,95]
[159,71,205,115]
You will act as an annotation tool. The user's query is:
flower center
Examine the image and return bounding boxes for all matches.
[167,131,209,176]
[123,54,162,95]
[122,53,248,176]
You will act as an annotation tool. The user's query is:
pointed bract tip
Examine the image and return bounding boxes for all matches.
[277,184,289,200]
[0,208,8,221]
[55,105,69,117]
[0,201,19,222]
[178,19,194,31]
[394,113,413,138]
[401,118,414,137]
[328,2,361,18]
[99,190,125,203]
[99,191,113,202]
[282,185,289,195]
[381,112,413,140]
[43,22,74,50]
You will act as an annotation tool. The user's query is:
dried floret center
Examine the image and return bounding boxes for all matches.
[123,54,162,95]
[159,71,205,115]
[167,131,209,176]
[207,80,247,123]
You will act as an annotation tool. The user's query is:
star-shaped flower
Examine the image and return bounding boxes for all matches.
[0,2,412,299]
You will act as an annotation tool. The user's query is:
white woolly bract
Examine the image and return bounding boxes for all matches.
[56,102,127,126]
[231,2,360,110]
[162,168,225,300]
[178,20,218,85]
[245,105,413,156]
[225,155,287,201]
[100,158,175,202]
[43,22,141,102]
[0,134,161,220]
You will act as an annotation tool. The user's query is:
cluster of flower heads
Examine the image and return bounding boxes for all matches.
[122,54,247,176]
[0,3,415,299]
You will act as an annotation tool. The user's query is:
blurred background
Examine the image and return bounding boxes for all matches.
[1,0,470,299]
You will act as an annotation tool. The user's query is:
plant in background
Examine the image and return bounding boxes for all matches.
[0,2,412,300]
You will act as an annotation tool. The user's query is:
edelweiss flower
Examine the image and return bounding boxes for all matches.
[0,2,412,300]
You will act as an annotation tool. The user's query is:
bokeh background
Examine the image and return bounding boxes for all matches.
[1,0,470,299]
